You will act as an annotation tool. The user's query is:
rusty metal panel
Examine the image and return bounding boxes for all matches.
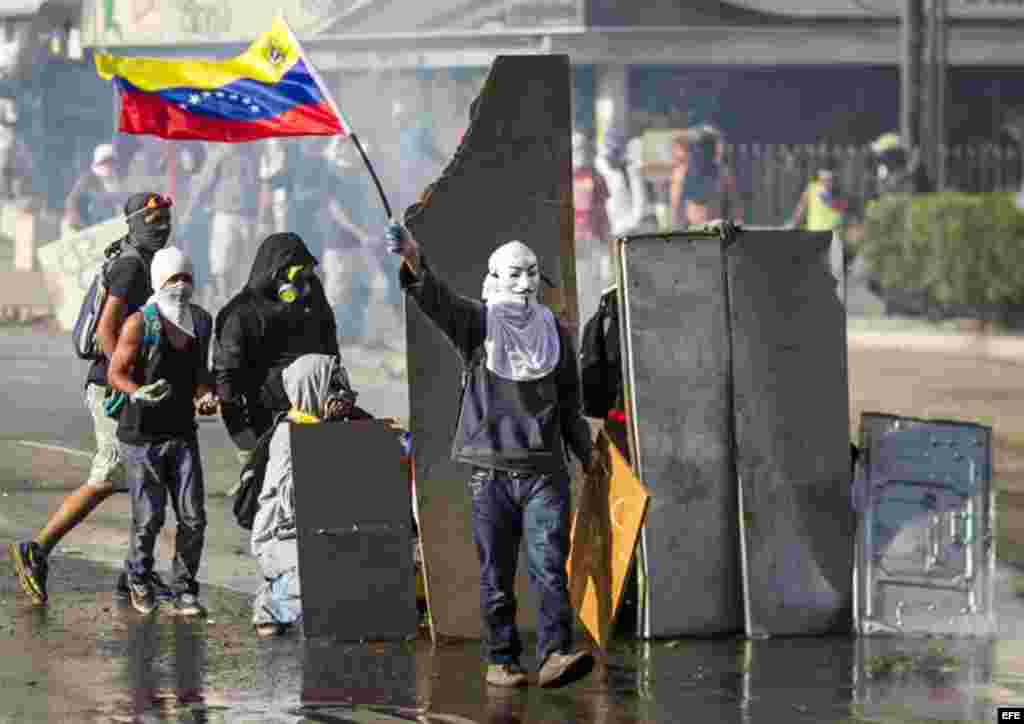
[855,413,995,637]
[403,54,575,640]
[292,421,418,642]
[726,230,854,637]
[619,232,742,638]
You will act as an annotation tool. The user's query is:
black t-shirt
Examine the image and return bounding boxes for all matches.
[116,329,204,445]
[86,251,152,388]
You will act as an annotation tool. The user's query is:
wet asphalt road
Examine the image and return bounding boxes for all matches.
[3,546,1024,724]
[3,328,1024,722]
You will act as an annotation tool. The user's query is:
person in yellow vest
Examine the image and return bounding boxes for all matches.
[787,168,847,232]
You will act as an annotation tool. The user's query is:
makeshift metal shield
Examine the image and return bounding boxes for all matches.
[291,420,418,641]
[567,429,650,649]
[618,231,743,638]
[403,54,576,640]
[854,413,995,637]
[726,229,854,637]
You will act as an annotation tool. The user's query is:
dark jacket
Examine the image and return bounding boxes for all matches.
[213,232,339,450]
[401,257,592,473]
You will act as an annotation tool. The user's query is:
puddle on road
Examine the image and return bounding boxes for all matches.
[3,592,1024,722]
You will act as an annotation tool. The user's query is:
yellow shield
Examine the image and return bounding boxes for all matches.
[567,429,650,649]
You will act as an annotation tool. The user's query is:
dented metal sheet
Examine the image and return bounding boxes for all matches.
[292,421,418,642]
[403,55,576,640]
[727,230,854,638]
[619,232,742,638]
[855,413,995,637]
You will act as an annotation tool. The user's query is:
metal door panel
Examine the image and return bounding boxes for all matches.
[619,232,742,637]
[292,421,418,641]
[726,230,854,637]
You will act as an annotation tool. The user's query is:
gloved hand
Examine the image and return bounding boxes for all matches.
[130,379,171,406]
[385,221,418,259]
[195,391,219,416]
[706,219,741,247]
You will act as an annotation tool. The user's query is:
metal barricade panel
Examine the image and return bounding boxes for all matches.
[727,230,854,637]
[403,55,575,639]
[856,413,995,637]
[620,232,742,637]
[292,421,418,642]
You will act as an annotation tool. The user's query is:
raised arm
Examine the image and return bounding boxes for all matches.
[387,222,484,361]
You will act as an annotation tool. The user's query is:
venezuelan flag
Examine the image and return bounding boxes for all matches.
[95,18,349,142]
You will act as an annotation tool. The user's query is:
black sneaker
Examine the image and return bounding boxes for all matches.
[116,571,174,603]
[169,592,205,617]
[9,541,48,605]
[128,579,157,615]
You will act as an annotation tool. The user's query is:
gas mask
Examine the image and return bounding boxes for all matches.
[277,264,316,304]
[487,241,540,307]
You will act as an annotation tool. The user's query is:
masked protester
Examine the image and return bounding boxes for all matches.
[9,192,177,607]
[385,222,601,690]
[250,353,373,637]
[108,246,217,616]
[212,233,339,462]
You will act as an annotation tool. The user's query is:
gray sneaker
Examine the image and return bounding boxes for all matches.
[128,580,157,615]
[169,592,205,617]
[486,661,529,688]
[538,650,595,688]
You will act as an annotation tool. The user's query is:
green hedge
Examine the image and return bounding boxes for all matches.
[860,192,1024,311]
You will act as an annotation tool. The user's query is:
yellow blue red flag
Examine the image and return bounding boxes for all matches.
[95,17,349,142]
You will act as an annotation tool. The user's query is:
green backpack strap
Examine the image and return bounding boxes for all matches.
[104,303,162,419]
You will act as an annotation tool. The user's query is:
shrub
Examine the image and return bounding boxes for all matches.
[860,192,1024,316]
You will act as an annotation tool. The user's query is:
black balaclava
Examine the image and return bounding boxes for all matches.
[124,192,172,254]
[245,232,318,303]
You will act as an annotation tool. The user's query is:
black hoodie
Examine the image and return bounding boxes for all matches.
[213,232,339,449]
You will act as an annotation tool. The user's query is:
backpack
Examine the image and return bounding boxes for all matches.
[103,302,213,419]
[72,239,143,361]
[579,288,622,419]
[233,411,288,530]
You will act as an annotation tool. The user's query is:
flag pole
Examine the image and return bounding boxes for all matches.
[280,15,394,221]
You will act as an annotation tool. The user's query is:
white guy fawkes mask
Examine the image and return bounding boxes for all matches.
[487,240,540,306]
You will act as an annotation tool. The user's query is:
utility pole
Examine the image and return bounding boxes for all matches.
[901,0,926,179]
[934,0,949,190]
[922,0,948,191]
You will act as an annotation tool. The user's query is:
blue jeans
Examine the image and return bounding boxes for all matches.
[121,438,206,595]
[469,467,573,667]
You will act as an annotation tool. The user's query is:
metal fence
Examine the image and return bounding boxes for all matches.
[722,142,1024,227]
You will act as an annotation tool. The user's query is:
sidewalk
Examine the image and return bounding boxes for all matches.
[847,318,1024,363]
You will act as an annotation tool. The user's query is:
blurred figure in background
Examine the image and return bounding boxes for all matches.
[571,130,610,331]
[187,144,260,308]
[321,137,377,346]
[257,139,292,238]
[595,127,633,239]
[624,136,659,235]
[668,132,691,229]
[684,125,730,226]
[393,99,447,211]
[0,96,33,202]
[63,143,125,233]
[870,132,934,196]
[788,167,848,233]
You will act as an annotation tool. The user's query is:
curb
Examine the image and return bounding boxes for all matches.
[847,329,1024,362]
